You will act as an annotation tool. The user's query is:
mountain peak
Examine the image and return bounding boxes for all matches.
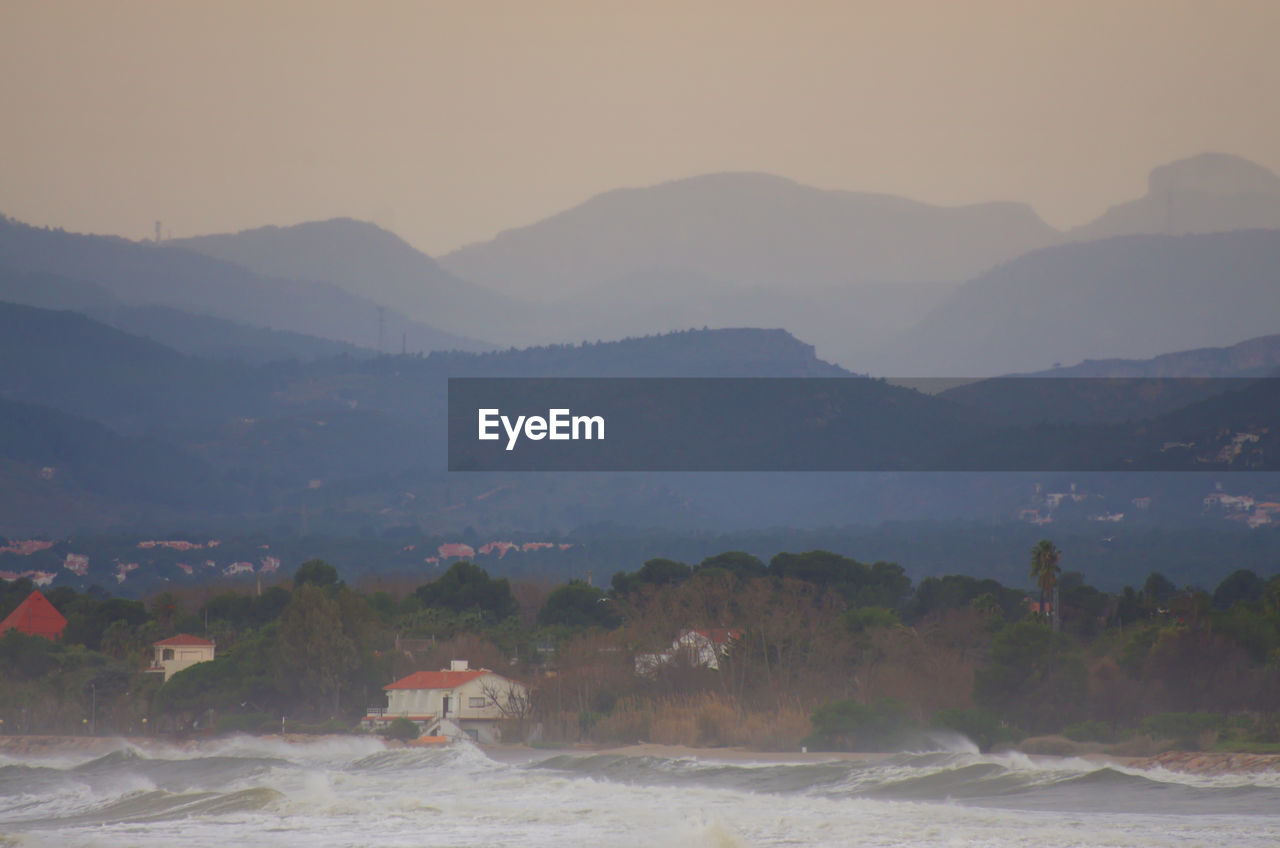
[177,217,427,263]
[1071,153,1280,241]
[1148,152,1280,197]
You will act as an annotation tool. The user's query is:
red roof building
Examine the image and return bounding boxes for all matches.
[384,668,488,691]
[0,590,67,639]
[365,660,530,744]
[688,627,743,645]
[147,633,217,681]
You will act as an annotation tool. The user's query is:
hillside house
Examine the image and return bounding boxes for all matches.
[146,634,216,681]
[364,660,529,743]
[635,627,742,676]
[0,590,66,639]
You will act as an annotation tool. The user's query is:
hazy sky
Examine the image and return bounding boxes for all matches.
[2,0,1278,255]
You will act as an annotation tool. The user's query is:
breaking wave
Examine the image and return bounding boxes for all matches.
[2,736,1279,847]
[529,748,1280,814]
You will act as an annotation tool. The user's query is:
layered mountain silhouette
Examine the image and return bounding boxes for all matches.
[2,299,1277,538]
[433,156,1280,364]
[441,172,1058,296]
[0,217,491,356]
[0,267,368,364]
[4,151,1280,538]
[862,230,1280,376]
[1017,332,1280,379]
[1071,153,1280,241]
[170,218,514,343]
[58,152,1273,375]
[934,334,1280,428]
[437,172,1057,351]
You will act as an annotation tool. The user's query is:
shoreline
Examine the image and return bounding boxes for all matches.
[2,734,1277,775]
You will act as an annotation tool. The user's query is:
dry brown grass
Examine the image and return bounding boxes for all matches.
[585,693,812,750]
[1109,733,1159,757]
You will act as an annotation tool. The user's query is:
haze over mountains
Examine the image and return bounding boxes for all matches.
[440,171,1056,296]
[2,292,1278,594]
[70,152,1263,378]
[865,229,1280,376]
[1070,152,1280,241]
[169,219,514,344]
[1019,332,1280,379]
[4,152,1278,379]
[2,297,1277,533]
[0,216,491,360]
[434,153,1280,372]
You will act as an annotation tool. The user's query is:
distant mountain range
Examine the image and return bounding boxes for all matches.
[433,154,1280,366]
[1019,332,1280,379]
[441,171,1058,296]
[4,152,1280,590]
[863,229,1280,376]
[0,267,368,364]
[436,172,1056,352]
[4,152,1278,376]
[0,216,492,357]
[2,301,1277,538]
[0,306,856,534]
[169,218,514,345]
[930,333,1280,429]
[1070,153,1280,241]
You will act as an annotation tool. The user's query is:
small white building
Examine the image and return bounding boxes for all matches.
[147,634,216,682]
[364,660,529,743]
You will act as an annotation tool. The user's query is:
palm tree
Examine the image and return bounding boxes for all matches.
[1029,539,1062,630]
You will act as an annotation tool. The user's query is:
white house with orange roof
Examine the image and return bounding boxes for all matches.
[363,660,529,743]
[146,634,216,682]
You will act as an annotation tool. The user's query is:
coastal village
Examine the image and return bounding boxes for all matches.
[2,547,1278,768]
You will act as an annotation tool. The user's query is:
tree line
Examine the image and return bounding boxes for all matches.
[1,545,1278,752]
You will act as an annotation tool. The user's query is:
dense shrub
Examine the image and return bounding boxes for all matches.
[1139,712,1226,749]
[215,712,276,734]
[930,707,1024,752]
[805,698,917,752]
[1062,720,1113,743]
[381,717,422,741]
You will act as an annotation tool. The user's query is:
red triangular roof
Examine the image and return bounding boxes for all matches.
[0,590,67,639]
[153,634,216,647]
[384,669,489,691]
[687,627,743,644]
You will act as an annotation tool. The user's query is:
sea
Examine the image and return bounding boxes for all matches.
[2,735,1279,847]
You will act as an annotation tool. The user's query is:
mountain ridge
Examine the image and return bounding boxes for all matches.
[0,216,492,355]
[440,170,1060,299]
[0,266,371,364]
[861,229,1280,377]
[1071,153,1280,241]
[170,217,516,343]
